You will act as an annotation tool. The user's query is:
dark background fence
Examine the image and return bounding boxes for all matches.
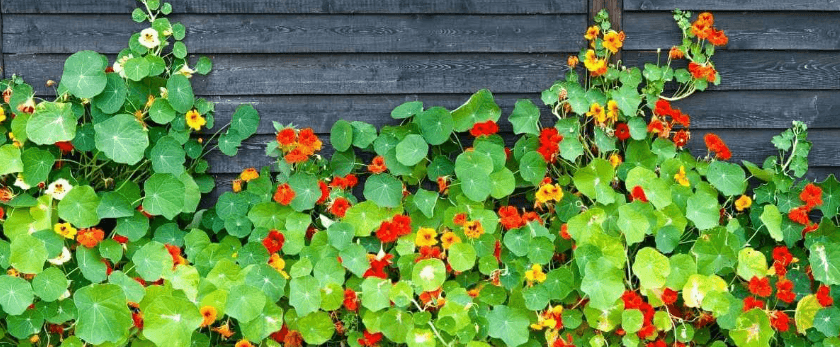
[2,0,839,198]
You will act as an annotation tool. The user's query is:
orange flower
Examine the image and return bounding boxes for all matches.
[297,128,322,152]
[437,176,449,194]
[235,340,253,347]
[165,244,187,267]
[747,276,772,297]
[199,306,217,327]
[240,168,259,182]
[567,55,579,68]
[583,50,607,77]
[0,187,14,203]
[603,31,624,53]
[368,156,387,174]
[669,46,684,59]
[273,183,296,205]
[800,183,823,208]
[329,197,351,218]
[691,21,712,40]
[232,179,243,193]
[276,128,297,146]
[697,12,714,26]
[703,133,731,160]
[709,29,728,46]
[284,147,309,164]
[584,26,600,40]
[453,213,467,226]
[77,228,105,248]
[213,323,234,339]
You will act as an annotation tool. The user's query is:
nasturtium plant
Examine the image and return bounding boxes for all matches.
[0,3,834,347]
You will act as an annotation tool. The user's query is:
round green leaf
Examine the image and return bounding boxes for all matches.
[166,74,194,113]
[229,104,259,141]
[412,259,446,292]
[0,275,34,315]
[61,50,108,98]
[94,113,149,165]
[73,284,133,345]
[289,276,321,316]
[395,134,429,166]
[225,284,267,324]
[489,168,516,199]
[417,107,454,145]
[518,151,547,185]
[360,277,392,312]
[149,135,186,175]
[0,145,23,175]
[448,243,476,272]
[707,161,747,196]
[508,99,540,135]
[32,267,69,302]
[123,57,150,81]
[131,241,174,281]
[27,101,76,145]
[142,173,186,220]
[297,311,335,345]
[486,305,530,347]
[455,150,493,178]
[58,185,101,228]
[632,247,670,289]
[21,148,55,186]
[10,233,48,275]
[363,173,403,208]
[149,98,176,124]
[288,173,321,212]
[730,309,772,347]
[391,101,423,119]
[330,120,353,152]
[142,293,202,347]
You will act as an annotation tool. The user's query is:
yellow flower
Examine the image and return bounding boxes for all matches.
[145,95,155,109]
[240,168,259,182]
[0,108,5,123]
[178,65,196,79]
[268,253,290,279]
[199,306,217,327]
[535,184,563,205]
[415,227,438,247]
[606,100,619,122]
[735,195,752,211]
[232,179,243,193]
[139,28,161,49]
[53,223,77,239]
[674,165,690,187]
[186,109,206,131]
[463,220,484,239]
[234,339,253,347]
[586,103,607,124]
[603,30,625,53]
[524,264,547,284]
[584,26,600,40]
[583,50,607,76]
[441,231,461,250]
[609,153,622,168]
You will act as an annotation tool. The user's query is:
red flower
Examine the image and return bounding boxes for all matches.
[469,120,499,137]
[276,128,296,146]
[748,276,772,297]
[636,324,656,339]
[800,183,823,208]
[437,176,449,194]
[329,197,351,218]
[416,246,442,262]
[453,213,467,226]
[262,230,285,254]
[560,223,571,240]
[498,206,524,230]
[273,183,296,205]
[817,285,833,307]
[375,221,399,243]
[284,147,309,164]
[113,235,129,244]
[773,246,793,266]
[770,311,790,332]
[615,123,631,141]
[673,130,690,147]
[316,181,330,204]
[630,186,648,202]
[775,279,796,304]
[661,288,678,305]
[55,141,74,154]
[742,296,764,311]
[368,156,387,174]
[622,291,643,309]
[522,211,543,224]
[709,29,729,46]
[363,253,394,279]
[493,240,502,263]
[703,133,731,160]
[77,228,105,248]
[343,289,358,311]
[537,127,563,162]
[788,206,810,225]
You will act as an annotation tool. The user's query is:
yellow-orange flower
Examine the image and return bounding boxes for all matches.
[609,153,622,168]
[212,323,234,339]
[603,30,624,53]
[234,340,253,347]
[606,100,619,123]
[463,220,484,239]
[567,55,579,68]
[268,253,290,279]
[240,168,259,182]
[53,223,77,239]
[586,102,607,124]
[525,264,547,284]
[735,195,752,212]
[535,183,563,205]
[583,50,607,77]
[440,231,461,250]
[584,26,600,40]
[232,179,243,193]
[415,228,438,247]
[199,306,217,327]
[674,165,690,187]
[186,109,206,131]
[0,108,5,123]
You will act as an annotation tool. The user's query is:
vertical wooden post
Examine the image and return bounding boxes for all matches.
[589,0,623,60]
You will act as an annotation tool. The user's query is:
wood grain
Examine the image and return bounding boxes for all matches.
[623,12,840,51]
[3,14,586,54]
[624,0,840,11]
[2,0,587,14]
[5,53,571,96]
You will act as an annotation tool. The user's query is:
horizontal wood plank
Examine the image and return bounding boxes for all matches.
[5,53,571,95]
[624,0,840,11]
[202,129,840,174]
[3,14,586,54]
[2,0,587,14]
[623,12,840,51]
[622,51,840,91]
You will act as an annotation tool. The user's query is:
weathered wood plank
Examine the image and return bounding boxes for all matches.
[5,53,571,96]
[2,0,587,14]
[623,51,840,91]
[202,129,840,174]
[624,0,840,11]
[3,14,586,54]
[623,12,840,51]
[208,90,840,136]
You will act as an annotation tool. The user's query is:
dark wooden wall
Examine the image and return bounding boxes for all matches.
[2,0,839,195]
